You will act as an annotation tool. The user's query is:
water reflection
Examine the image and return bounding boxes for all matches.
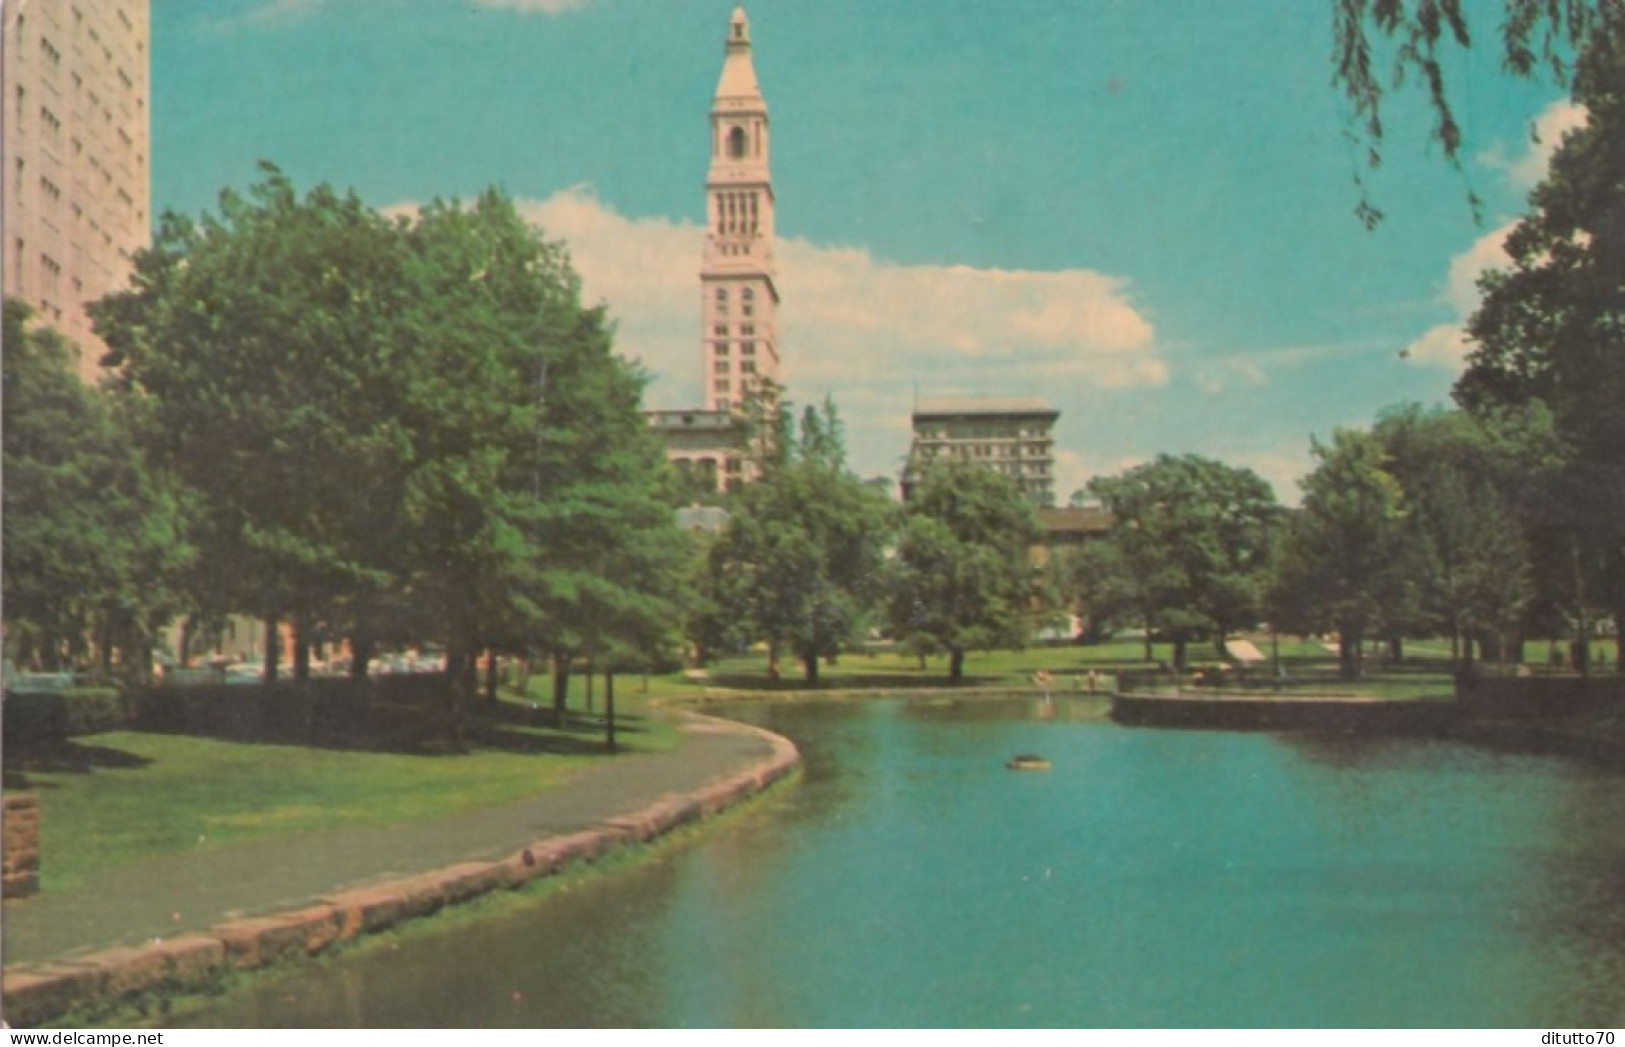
[180,697,1625,1028]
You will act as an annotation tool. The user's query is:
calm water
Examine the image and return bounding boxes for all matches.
[179,697,1625,1028]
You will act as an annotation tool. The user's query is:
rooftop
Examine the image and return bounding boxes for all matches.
[913,395,1058,420]
[646,409,739,432]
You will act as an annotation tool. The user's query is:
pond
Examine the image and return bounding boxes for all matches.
[177,696,1625,1027]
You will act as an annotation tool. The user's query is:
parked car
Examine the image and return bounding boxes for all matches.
[5,671,76,695]
[223,661,266,685]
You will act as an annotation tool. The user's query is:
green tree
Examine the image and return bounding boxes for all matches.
[886,464,1039,681]
[1084,455,1280,669]
[93,165,412,681]
[3,301,190,677]
[1059,539,1141,647]
[703,406,891,682]
[1455,16,1625,664]
[94,169,689,716]
[1271,429,1408,679]
[1373,404,1549,665]
[386,190,692,717]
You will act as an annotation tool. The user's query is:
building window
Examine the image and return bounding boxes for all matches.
[713,324,728,337]
[715,360,730,375]
[740,324,754,336]
[714,379,731,394]
[716,341,729,356]
[715,287,728,315]
[728,125,747,159]
[742,360,756,374]
[741,341,755,356]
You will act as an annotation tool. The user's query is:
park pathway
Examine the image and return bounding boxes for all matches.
[1,713,780,966]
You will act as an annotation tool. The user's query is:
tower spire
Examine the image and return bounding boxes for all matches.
[701,7,778,415]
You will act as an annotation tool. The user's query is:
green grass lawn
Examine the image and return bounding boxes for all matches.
[651,634,1625,702]
[10,685,679,892]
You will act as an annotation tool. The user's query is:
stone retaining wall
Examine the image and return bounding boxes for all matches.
[0,717,801,1028]
[1456,674,1625,719]
[3,794,41,899]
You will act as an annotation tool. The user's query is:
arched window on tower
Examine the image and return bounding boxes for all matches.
[728,126,747,160]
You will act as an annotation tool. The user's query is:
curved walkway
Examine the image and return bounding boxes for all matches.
[1,710,799,1026]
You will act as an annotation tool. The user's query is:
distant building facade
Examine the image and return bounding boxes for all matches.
[648,6,780,492]
[903,395,1060,507]
[2,0,151,382]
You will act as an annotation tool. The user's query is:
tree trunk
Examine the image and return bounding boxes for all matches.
[949,647,965,681]
[485,650,500,706]
[1213,631,1230,660]
[1388,634,1404,663]
[98,610,116,676]
[1142,624,1154,663]
[605,669,617,753]
[264,618,280,685]
[1173,637,1188,671]
[1338,630,1360,680]
[179,616,195,667]
[585,659,595,713]
[552,656,571,729]
[293,615,311,681]
[350,633,373,681]
[803,653,819,684]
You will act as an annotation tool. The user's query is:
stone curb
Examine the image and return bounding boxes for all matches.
[0,714,800,1028]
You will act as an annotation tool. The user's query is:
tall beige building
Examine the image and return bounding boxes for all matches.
[903,395,1060,507]
[651,7,781,493]
[2,0,151,383]
[701,6,779,414]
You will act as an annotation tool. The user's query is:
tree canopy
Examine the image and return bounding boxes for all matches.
[1271,429,1409,678]
[700,401,891,682]
[1083,454,1280,668]
[1455,14,1625,665]
[89,166,687,698]
[3,301,190,676]
[885,464,1039,681]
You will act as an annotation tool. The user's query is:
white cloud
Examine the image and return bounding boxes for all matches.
[1231,448,1313,508]
[1401,323,1476,369]
[1192,358,1269,396]
[1479,100,1588,190]
[1400,221,1514,370]
[1403,100,1587,373]
[1051,449,1149,504]
[516,188,1165,479]
[471,0,589,13]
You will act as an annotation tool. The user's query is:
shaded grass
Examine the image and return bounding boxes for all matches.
[13,687,679,892]
[657,639,1471,701]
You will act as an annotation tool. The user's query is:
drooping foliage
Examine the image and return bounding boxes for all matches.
[1456,15,1625,666]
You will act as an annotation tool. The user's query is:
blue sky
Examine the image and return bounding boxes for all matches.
[152,0,1577,501]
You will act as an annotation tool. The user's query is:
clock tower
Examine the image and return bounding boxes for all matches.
[701,7,779,415]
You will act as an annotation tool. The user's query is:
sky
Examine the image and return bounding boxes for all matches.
[151,0,1580,503]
